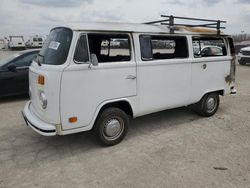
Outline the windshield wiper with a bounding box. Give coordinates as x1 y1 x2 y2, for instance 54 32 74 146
37 54 43 66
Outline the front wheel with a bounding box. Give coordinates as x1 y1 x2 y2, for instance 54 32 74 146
94 108 129 146
194 92 220 117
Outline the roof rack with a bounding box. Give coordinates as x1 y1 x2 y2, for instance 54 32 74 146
144 15 226 35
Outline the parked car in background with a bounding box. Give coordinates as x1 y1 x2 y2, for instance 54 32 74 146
0 49 40 98
193 45 224 57
26 36 44 48
238 46 250 65
0 39 5 49
3 37 9 49
8 36 26 50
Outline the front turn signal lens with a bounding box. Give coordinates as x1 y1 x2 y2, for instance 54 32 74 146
38 75 45 85
69 117 78 123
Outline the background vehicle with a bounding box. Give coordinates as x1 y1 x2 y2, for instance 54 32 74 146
194 46 223 57
0 49 40 97
23 16 236 146
238 46 250 65
3 37 9 49
8 36 26 50
26 36 44 48
0 39 5 49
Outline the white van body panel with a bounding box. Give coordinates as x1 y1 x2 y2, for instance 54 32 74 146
190 57 231 102
29 63 63 124
60 63 137 130
136 59 192 116
58 97 136 135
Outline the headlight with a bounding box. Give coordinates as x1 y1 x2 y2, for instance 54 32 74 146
39 90 47 109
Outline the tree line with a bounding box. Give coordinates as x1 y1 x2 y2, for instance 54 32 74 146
232 34 250 43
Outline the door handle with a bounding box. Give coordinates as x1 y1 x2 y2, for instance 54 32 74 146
126 75 136 80
203 64 207 69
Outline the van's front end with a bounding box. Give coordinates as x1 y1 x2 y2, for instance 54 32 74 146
22 27 74 136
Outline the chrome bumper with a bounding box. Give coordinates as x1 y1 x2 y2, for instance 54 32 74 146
22 101 56 136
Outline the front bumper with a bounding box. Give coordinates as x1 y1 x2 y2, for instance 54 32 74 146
238 55 250 63
22 101 57 136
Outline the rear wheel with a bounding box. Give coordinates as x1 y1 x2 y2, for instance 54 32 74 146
94 107 129 146
194 92 220 117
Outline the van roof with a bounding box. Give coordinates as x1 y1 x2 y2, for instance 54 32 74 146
62 22 229 36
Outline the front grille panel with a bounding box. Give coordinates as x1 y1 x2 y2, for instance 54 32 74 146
242 51 250 56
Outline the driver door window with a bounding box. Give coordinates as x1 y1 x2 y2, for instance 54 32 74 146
14 53 37 67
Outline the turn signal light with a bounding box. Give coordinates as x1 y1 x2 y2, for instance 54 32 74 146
38 75 45 85
69 117 78 123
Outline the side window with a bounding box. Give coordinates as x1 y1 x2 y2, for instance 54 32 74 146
192 37 227 58
88 34 131 63
140 35 188 61
74 35 89 63
139 36 153 60
14 52 37 67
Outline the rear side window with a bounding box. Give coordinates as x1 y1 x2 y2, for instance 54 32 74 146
140 35 188 61
192 37 227 58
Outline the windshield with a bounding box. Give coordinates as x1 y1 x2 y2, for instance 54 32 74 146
0 54 20 67
36 27 73 65
33 38 43 42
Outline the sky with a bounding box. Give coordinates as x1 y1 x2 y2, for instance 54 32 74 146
0 0 249 39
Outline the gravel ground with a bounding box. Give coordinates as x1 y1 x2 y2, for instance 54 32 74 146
0 50 249 188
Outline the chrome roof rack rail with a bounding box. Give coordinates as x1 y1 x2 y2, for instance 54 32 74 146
144 15 226 35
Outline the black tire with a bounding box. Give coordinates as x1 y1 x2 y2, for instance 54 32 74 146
94 107 129 146
194 92 220 117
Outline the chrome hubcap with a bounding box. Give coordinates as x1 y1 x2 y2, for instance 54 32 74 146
207 97 216 112
103 118 124 140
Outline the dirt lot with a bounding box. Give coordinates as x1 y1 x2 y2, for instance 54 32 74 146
0 50 249 188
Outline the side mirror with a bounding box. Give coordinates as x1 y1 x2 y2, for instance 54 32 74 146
90 54 99 66
7 64 17 72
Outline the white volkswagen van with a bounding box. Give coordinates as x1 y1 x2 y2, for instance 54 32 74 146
9 36 26 50
26 36 44 48
22 16 236 146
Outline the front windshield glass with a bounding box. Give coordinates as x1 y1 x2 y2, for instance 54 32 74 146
0 54 20 67
37 27 73 65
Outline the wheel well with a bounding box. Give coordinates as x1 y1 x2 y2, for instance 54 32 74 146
199 90 224 102
216 90 224 96
99 101 133 117
204 90 224 97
